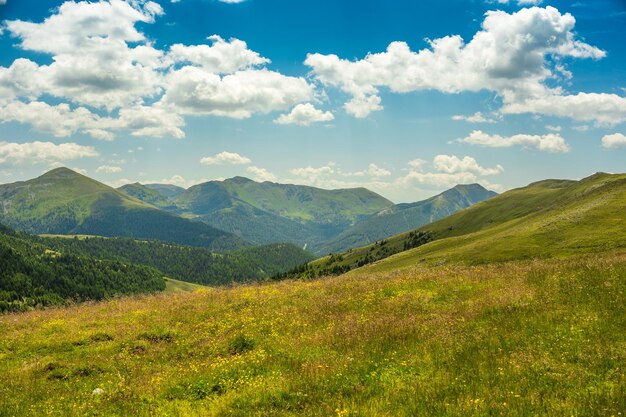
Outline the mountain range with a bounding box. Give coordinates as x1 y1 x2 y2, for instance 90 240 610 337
0 168 246 251
0 167 496 256
119 176 495 254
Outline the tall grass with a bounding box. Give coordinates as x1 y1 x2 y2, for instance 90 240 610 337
1 252 625 416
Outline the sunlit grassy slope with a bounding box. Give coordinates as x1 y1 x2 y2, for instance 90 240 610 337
0 252 624 416
164 278 206 293
305 172 626 275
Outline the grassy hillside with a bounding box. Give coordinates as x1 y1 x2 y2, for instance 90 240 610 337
175 177 393 225
118 183 180 212
37 236 315 286
0 225 165 312
318 184 496 255
164 278 206 293
302 173 626 276
144 184 185 199
0 168 247 251
0 251 623 415
169 177 394 250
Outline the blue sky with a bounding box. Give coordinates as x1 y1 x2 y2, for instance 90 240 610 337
0 0 625 202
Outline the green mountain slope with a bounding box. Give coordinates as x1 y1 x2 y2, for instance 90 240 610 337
169 177 394 250
175 176 393 224
144 183 185 198
118 183 180 212
0 168 247 251
318 184 496 254
37 236 315 286
0 224 165 312
373 172 626 270
298 173 626 276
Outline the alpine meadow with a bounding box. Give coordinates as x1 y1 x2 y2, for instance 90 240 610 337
0 0 625 416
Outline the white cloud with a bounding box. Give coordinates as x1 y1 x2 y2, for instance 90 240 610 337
398 155 503 190
3 0 165 110
501 92 626 127
305 7 618 124
344 163 392 178
274 103 334 126
408 159 427 169
0 0 316 139
545 125 561 132
0 141 98 165
290 165 335 178
96 165 123 174
0 101 113 139
200 151 252 165
432 154 503 176
452 112 497 124
0 101 184 140
118 105 185 139
246 166 277 182
0 0 7 5
490 0 543 5
459 130 570 153
365 163 391 178
169 35 269 73
601 133 626 149
161 67 313 119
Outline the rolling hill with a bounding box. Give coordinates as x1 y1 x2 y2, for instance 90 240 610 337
0 168 247 251
317 183 496 254
298 172 626 276
0 223 165 312
37 235 315 286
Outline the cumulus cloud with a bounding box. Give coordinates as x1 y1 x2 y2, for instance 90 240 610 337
274 103 334 126
432 155 504 176
601 133 626 149
3 0 165 110
96 165 123 174
305 7 620 125
246 166 277 182
161 67 313 119
290 165 334 178
0 0 315 139
501 92 626 127
452 112 497 124
459 130 570 153
399 155 503 189
343 163 392 178
0 141 98 165
168 35 269 73
200 151 252 165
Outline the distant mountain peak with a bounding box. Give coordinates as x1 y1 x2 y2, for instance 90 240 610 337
226 176 254 184
39 167 82 179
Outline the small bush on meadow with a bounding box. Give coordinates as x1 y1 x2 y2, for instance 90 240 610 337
228 334 255 355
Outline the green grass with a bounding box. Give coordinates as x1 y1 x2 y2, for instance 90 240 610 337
0 252 624 416
164 278 206 293
307 172 626 276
